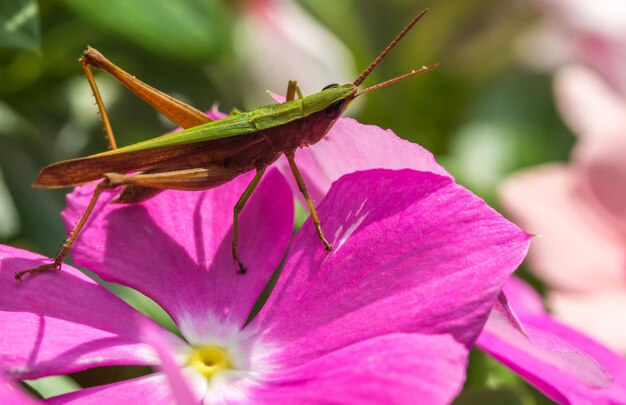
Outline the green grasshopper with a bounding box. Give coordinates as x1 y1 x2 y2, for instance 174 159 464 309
16 9 436 280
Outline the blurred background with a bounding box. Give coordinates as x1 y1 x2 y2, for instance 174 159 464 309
0 0 586 403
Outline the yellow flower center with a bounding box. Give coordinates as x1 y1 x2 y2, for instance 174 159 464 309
187 346 232 379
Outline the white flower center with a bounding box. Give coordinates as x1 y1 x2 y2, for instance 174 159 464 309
176 312 278 403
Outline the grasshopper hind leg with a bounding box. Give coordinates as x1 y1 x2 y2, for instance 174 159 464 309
15 179 113 280
81 55 118 150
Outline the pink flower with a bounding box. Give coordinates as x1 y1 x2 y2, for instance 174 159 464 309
519 0 626 93
478 277 626 404
264 111 626 403
500 66 626 353
233 0 356 104
0 119 529 403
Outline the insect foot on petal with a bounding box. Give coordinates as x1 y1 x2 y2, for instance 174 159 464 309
14 262 61 281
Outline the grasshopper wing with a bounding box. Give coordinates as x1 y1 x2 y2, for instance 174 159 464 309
34 114 262 188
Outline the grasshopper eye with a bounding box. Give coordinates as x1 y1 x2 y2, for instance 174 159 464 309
326 99 347 119
322 83 339 90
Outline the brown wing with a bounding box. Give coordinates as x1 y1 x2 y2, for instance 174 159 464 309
34 134 265 189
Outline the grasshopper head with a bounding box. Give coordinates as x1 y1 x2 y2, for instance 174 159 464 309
302 83 357 145
305 83 357 117
303 9 436 146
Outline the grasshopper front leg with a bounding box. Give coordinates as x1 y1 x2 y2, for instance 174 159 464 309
283 80 332 252
232 168 267 274
284 149 333 252
69 167 263 274
15 179 114 280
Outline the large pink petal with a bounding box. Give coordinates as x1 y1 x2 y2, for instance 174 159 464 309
252 333 467 405
64 168 293 340
252 169 529 367
499 164 625 291
45 374 175 405
478 278 626 405
0 246 160 380
276 117 451 204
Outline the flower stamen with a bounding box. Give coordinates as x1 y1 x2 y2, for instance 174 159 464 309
187 346 232 380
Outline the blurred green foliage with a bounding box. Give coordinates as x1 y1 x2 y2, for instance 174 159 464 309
0 0 40 50
0 0 569 401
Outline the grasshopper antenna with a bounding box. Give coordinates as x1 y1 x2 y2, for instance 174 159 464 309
355 63 439 96
353 8 429 87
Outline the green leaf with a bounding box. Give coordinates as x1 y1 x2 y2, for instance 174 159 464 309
23 375 80 399
453 388 525 405
60 0 232 61
0 0 40 50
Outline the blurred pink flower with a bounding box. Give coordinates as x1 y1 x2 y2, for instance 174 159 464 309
0 118 529 403
500 65 626 353
519 0 626 93
234 0 356 103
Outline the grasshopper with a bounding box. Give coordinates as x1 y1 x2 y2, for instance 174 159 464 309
16 9 436 280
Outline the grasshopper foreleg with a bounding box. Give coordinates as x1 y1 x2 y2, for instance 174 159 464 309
284 150 333 252
232 167 267 274
286 80 304 101
15 179 114 280
283 81 332 252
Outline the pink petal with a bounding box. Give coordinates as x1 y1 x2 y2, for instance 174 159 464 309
45 374 176 405
64 168 293 339
496 277 546 318
522 4 626 92
276 117 451 204
555 68 626 236
206 107 227 121
0 375 37 404
549 289 626 354
252 169 529 367
252 333 467 405
499 164 625 291
533 0 626 42
0 245 159 380
554 66 626 141
575 136 626 236
478 278 626 404
139 320 199 405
